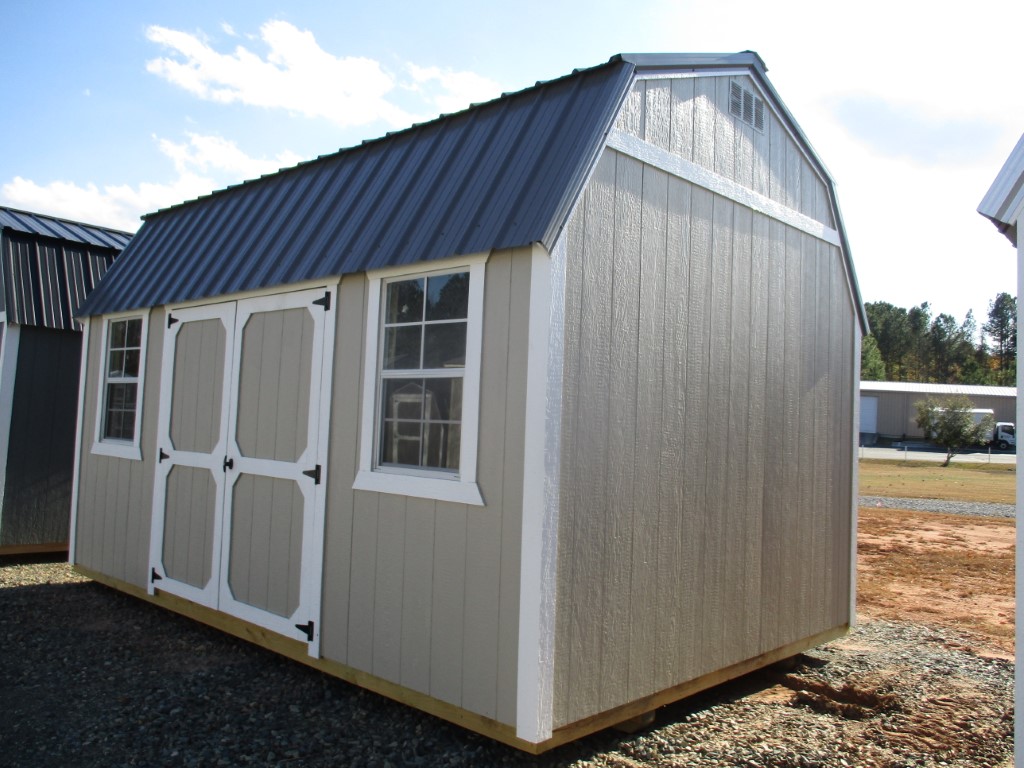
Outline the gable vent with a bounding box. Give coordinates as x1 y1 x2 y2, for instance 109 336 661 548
730 81 765 132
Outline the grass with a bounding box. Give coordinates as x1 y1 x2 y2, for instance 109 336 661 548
858 459 1015 504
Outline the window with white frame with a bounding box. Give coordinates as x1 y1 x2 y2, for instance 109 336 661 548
355 259 485 505
92 314 147 459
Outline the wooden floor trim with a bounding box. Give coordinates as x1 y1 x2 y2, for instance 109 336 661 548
74 565 848 754
0 541 68 557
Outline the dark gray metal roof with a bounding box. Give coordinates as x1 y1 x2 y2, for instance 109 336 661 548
0 207 132 251
1 208 128 330
79 58 638 317
77 51 864 337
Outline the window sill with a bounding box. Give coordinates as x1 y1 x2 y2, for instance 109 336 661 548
91 440 143 461
353 469 484 506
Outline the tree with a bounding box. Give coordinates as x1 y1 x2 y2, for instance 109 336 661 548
860 334 885 380
983 292 1017 385
914 395 994 467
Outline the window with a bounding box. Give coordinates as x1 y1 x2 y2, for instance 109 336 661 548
92 314 147 460
355 258 485 505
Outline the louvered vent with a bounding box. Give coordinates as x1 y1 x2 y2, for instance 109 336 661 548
729 81 765 132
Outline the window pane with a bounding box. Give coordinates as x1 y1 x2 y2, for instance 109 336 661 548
422 377 459 421
125 318 142 347
423 322 466 369
385 279 424 324
382 326 422 370
381 419 423 466
110 320 127 348
424 423 460 470
104 409 123 440
108 351 125 378
425 272 469 320
383 379 423 421
123 349 141 377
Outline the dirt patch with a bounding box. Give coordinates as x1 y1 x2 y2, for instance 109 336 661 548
858 506 1015 657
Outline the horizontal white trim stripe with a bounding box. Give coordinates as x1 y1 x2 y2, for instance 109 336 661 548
607 130 842 247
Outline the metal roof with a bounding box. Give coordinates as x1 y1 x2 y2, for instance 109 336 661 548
79 57 637 317
0 209 128 330
860 381 1017 398
978 132 1024 246
78 51 865 333
0 207 132 251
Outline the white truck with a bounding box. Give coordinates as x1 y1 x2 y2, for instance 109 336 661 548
965 409 1016 450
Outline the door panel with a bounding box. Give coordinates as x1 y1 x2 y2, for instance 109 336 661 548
162 465 217 589
150 287 335 654
149 302 236 609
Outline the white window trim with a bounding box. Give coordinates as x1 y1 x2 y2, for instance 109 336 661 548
91 310 149 461
354 256 486 506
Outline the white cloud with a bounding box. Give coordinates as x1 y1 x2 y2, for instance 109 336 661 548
145 20 503 129
158 133 302 179
1 133 302 233
146 20 414 128
221 22 237 37
406 64 503 115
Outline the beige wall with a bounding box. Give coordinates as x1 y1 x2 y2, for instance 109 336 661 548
613 75 835 230
318 249 530 727
74 250 531 727
74 310 164 589
552 121 856 724
869 391 1015 439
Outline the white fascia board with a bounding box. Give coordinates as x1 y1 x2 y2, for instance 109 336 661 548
68 318 92 564
516 241 564 743
607 130 842 247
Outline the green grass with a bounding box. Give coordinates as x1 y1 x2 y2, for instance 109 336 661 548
858 459 1015 505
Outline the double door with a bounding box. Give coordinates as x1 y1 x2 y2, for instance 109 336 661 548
148 287 335 655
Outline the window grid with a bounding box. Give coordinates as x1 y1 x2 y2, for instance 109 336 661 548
103 318 142 441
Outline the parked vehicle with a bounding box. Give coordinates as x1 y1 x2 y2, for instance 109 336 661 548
990 422 1016 450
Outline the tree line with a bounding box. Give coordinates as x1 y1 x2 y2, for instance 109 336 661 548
862 292 1017 386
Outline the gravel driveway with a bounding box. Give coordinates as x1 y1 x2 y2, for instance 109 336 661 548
0 558 1012 768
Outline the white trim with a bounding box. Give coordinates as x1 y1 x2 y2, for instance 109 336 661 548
0 322 20 517
68 319 92 565
354 254 487 506
516 242 564 742
634 66 748 82
90 310 150 460
850 325 862 626
607 130 842 247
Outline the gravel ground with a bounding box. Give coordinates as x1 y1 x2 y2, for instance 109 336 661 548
859 495 1015 519
0 557 1013 768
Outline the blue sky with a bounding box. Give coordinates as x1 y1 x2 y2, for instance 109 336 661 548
3 0 1022 334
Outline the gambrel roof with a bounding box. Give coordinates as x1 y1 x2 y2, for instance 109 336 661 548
0 207 131 330
79 52 864 329
979 132 1024 247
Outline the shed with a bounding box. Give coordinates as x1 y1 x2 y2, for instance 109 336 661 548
0 208 129 555
70 52 866 751
978 130 1024 768
859 380 1017 441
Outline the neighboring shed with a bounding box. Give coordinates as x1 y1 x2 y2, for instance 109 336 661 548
0 207 130 555
859 380 1017 440
978 130 1024 768
70 52 866 751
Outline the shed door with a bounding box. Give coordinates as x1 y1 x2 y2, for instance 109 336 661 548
860 395 878 434
149 287 335 655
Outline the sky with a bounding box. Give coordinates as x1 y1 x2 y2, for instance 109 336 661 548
2 0 1022 337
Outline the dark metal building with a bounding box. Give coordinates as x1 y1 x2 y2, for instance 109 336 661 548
0 207 131 553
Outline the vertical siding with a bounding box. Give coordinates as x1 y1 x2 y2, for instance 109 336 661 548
75 310 163 588
553 146 856 727
1 326 81 547
615 76 835 229
320 249 528 726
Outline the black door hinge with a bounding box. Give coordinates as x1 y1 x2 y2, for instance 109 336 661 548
312 292 331 311
167 314 179 328
159 448 169 463
223 456 234 472
301 465 321 484
295 620 314 642
151 568 163 584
